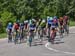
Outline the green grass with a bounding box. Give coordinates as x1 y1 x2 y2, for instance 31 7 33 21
70 21 75 26
0 33 7 39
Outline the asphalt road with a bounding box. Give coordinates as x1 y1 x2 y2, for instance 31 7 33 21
0 27 75 56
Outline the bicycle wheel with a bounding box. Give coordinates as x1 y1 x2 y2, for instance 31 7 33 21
29 37 32 47
14 30 19 44
50 32 56 44
8 31 12 43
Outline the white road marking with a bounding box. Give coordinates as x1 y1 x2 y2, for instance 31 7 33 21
45 42 75 55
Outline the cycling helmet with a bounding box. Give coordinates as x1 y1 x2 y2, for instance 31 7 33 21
8 22 12 25
24 20 28 23
47 16 50 19
32 19 36 22
54 16 57 19
59 17 63 20
42 19 45 23
50 17 53 20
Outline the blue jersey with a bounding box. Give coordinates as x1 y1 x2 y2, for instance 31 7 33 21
47 17 53 25
7 25 13 30
30 24 36 30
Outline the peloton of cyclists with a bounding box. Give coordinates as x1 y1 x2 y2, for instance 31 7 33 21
6 15 69 45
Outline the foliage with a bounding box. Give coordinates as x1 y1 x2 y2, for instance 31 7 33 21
0 0 75 33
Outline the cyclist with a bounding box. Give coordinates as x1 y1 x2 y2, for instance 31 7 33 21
19 22 24 43
47 16 54 42
13 22 20 44
50 21 57 44
58 17 64 38
36 19 41 38
53 16 59 28
39 19 46 42
63 15 69 34
6 22 13 42
24 20 29 39
28 19 36 46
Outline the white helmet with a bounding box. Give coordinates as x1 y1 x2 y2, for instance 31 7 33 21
24 20 28 23
47 16 50 19
42 20 45 23
8 22 12 25
32 18 36 22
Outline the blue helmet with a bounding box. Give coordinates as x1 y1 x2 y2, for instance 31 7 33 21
47 17 53 24
53 16 57 19
7 22 13 29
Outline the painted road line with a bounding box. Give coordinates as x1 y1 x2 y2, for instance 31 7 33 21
45 42 75 55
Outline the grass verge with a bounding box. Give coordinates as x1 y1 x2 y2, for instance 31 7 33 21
0 33 7 39
70 21 75 26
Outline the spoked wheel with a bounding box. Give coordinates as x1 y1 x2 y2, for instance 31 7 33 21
8 31 12 43
59 26 64 38
28 37 32 47
14 30 19 44
50 32 56 44
65 25 69 35
28 31 35 47
39 29 43 43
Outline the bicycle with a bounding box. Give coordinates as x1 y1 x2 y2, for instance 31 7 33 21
50 28 56 44
59 26 64 38
14 29 20 44
64 23 69 35
28 30 35 47
8 29 12 43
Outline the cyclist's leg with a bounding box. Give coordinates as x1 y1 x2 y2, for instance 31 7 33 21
28 30 33 46
60 26 64 38
48 26 51 42
14 29 18 44
8 29 12 42
40 28 43 43
7 31 10 43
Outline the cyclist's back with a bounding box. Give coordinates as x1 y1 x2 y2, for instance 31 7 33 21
14 23 19 30
47 17 53 28
63 16 69 25
20 22 24 30
24 20 28 30
7 22 13 32
53 16 58 28
29 20 36 32
39 20 46 29
59 17 64 26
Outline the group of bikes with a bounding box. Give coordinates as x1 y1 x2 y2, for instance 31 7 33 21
6 16 69 46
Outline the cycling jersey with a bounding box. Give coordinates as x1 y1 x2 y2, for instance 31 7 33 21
24 23 28 29
7 24 13 30
39 22 46 28
47 19 53 24
29 23 36 31
20 23 24 29
51 22 56 28
47 17 53 28
59 17 64 26
14 23 19 30
63 16 69 25
53 19 58 27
